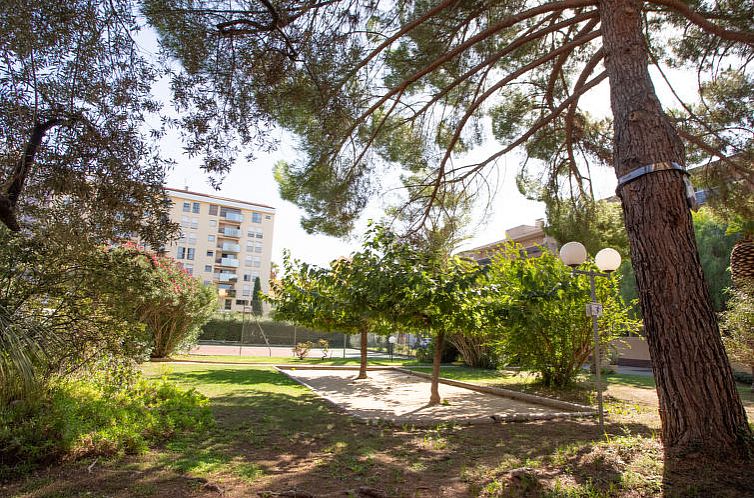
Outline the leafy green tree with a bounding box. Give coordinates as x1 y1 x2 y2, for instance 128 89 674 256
720 285 754 392
485 246 639 387
693 209 741 311
0 1 177 246
146 0 754 452
269 250 382 378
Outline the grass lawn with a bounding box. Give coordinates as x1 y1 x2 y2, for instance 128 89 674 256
4 363 753 497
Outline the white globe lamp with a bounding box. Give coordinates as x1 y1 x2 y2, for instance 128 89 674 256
595 248 622 273
559 241 588 267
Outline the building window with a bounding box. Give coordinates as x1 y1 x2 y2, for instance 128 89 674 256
178 233 186 243
242 285 251 296
209 204 218 215
265 215 271 220
188 234 197 245
243 273 251 282
185 265 193 276
255 242 263 253
236 299 248 306
192 202 200 213
224 299 232 310
209 219 217 228
245 242 253 252
206 250 214 257
187 248 195 260
181 215 190 227
176 247 185 259
190 218 199 229
204 265 212 272
247 227 263 238
252 271 260 280
252 256 261 268
244 257 253 267
251 212 262 224
208 235 215 242
182 202 190 212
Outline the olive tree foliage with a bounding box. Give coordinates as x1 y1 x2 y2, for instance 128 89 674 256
484 245 640 387
0 1 176 246
0 229 151 403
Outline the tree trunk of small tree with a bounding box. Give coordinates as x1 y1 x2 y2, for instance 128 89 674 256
599 0 750 454
429 330 444 405
357 326 368 379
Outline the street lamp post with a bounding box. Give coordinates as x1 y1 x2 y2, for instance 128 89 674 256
559 242 622 434
388 335 397 361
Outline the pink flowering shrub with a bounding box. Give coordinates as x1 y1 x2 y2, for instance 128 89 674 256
106 243 216 358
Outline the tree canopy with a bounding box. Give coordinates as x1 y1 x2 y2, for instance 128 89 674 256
144 0 752 234
1 1 176 246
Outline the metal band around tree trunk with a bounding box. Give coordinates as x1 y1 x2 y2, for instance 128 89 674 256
615 161 699 211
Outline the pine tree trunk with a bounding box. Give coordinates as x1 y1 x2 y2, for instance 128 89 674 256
429 330 444 405
599 0 750 454
357 326 368 379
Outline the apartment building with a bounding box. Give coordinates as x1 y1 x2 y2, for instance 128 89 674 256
458 219 558 265
165 187 275 313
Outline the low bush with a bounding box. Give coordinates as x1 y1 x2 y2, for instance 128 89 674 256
0 375 212 481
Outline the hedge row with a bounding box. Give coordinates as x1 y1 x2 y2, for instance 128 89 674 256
199 317 351 346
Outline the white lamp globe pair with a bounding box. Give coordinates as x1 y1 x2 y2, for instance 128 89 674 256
559 241 622 273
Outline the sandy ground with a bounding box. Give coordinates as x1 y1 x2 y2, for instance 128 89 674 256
281 368 575 425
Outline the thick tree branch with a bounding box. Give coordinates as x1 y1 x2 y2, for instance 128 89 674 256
564 48 605 184
647 0 754 44
545 16 601 108
410 10 598 121
338 0 599 157
450 70 608 181
437 29 602 178
0 118 62 231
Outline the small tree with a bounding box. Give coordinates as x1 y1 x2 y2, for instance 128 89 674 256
721 285 754 392
485 246 639 388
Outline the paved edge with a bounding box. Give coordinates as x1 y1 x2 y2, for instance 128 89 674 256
395 368 595 413
275 366 596 427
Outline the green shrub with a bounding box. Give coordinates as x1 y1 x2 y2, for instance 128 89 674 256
0 375 212 480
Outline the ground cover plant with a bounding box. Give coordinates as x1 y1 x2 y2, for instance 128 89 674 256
4 363 752 498
0 373 212 481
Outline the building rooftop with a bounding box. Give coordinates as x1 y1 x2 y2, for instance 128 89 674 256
166 187 276 211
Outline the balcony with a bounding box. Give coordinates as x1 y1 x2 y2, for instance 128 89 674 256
223 212 243 223
221 242 241 252
218 226 241 238
217 257 240 268
217 272 237 282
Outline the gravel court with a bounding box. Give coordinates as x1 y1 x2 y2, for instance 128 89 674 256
280 368 588 425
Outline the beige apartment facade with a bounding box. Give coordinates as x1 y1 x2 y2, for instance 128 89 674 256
165 187 275 313
458 219 559 264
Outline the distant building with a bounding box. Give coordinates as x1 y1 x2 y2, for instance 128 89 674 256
165 187 275 313
458 219 558 265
